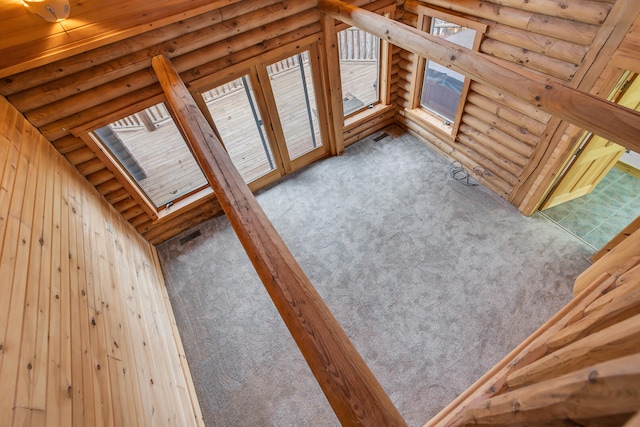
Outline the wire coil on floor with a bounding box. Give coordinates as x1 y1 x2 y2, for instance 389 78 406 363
449 161 478 186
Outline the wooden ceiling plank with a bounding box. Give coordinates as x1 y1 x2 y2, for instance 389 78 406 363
0 0 244 79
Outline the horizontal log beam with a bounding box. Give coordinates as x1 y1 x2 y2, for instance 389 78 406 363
462 353 640 424
151 54 406 427
318 0 640 154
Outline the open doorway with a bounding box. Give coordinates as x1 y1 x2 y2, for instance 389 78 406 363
540 162 640 249
539 73 640 249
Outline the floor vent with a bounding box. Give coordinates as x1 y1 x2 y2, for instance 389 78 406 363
373 132 388 142
179 230 202 246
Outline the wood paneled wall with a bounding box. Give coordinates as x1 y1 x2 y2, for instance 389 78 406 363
427 227 640 426
395 0 635 206
0 95 202 426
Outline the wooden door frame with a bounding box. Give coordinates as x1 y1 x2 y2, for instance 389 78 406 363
538 71 637 210
255 41 331 174
188 35 330 183
189 63 285 191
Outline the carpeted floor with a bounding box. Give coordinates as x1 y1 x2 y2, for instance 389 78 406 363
157 126 594 427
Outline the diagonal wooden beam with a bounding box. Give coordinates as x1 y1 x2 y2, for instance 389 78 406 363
151 54 407 427
318 0 640 154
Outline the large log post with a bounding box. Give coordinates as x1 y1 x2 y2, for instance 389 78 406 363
150 54 407 427
318 0 640 154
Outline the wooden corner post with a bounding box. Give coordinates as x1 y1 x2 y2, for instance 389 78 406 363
150 54 407 427
321 14 346 156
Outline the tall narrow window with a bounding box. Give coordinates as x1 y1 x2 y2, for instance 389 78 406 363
421 20 475 123
267 51 323 161
93 102 208 208
338 27 380 116
413 8 485 134
202 76 276 183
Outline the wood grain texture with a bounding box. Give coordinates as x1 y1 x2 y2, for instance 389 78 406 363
320 0 640 154
152 53 407 427
0 95 203 426
506 313 640 389
575 230 640 297
593 216 640 263
462 353 640 424
413 0 599 45
424 228 640 427
0 0 245 79
550 285 640 349
510 0 640 213
2 0 333 245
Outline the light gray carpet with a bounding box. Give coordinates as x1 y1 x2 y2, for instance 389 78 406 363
157 126 594 427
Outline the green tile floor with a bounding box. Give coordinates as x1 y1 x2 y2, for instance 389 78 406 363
540 167 640 250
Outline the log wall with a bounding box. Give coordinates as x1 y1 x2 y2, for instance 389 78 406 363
0 0 321 245
427 227 640 426
514 7 640 214
0 95 203 426
0 0 401 245
396 0 635 204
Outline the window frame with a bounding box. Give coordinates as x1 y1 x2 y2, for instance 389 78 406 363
256 42 331 173
191 65 285 192
334 8 394 126
335 25 382 118
71 96 213 223
410 6 487 138
189 37 331 183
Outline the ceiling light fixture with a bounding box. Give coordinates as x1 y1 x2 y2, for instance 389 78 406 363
23 0 70 23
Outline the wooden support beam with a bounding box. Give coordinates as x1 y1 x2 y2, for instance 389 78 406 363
574 229 640 296
320 14 346 156
150 54 406 427
317 0 640 154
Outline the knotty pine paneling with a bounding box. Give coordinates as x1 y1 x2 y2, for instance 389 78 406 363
0 95 203 426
